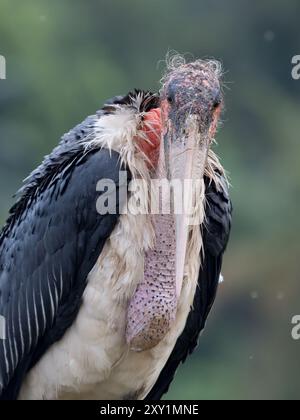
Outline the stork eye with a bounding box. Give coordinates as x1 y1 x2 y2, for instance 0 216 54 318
167 93 175 104
213 99 221 110
212 93 222 109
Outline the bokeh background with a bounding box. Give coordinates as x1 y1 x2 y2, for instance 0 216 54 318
1 0 300 400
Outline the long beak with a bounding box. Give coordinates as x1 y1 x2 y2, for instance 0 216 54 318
166 116 209 298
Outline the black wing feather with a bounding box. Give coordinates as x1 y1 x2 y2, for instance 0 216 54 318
145 174 232 400
0 147 129 400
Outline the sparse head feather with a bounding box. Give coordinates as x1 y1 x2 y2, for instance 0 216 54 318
159 54 223 136
161 53 223 86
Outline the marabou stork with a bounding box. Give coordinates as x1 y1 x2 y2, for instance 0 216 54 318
0 58 232 400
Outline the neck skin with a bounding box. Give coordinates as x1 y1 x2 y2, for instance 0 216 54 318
126 129 178 352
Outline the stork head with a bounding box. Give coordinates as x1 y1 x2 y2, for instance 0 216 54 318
159 59 223 297
160 59 223 176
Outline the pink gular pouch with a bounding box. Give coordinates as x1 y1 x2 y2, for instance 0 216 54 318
126 107 178 352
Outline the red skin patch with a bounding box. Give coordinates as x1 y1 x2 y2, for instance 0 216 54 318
209 104 222 138
137 108 162 168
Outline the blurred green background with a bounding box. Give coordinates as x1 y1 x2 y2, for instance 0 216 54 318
1 0 300 400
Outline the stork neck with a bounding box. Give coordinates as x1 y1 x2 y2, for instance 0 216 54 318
125 138 178 352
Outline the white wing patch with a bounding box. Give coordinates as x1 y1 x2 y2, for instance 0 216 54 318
38 275 46 334
17 298 25 358
47 273 55 323
25 286 32 350
32 287 39 347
